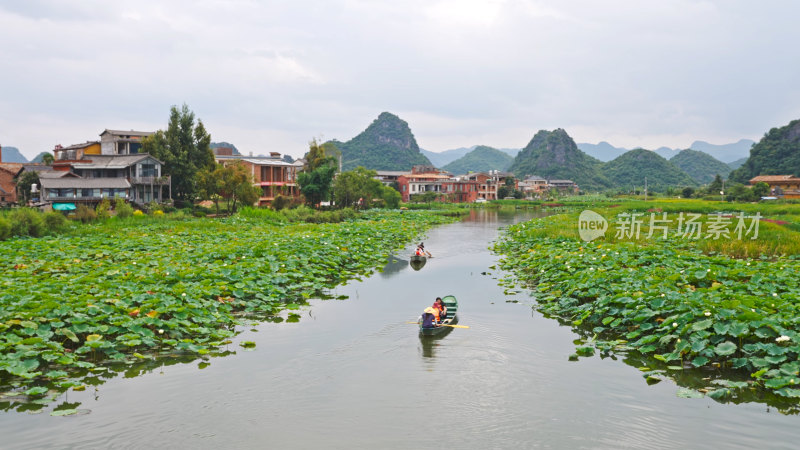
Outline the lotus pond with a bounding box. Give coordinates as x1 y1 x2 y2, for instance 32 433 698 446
493 203 800 413
0 209 457 413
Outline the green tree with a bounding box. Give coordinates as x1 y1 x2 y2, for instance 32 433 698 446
197 162 261 214
142 104 214 205
381 184 401 208
298 139 337 207
15 171 40 204
752 181 770 198
333 167 384 209
497 186 510 199
41 153 54 165
708 174 724 193
681 186 695 198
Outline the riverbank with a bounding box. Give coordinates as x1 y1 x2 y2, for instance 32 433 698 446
0 209 457 412
493 200 800 412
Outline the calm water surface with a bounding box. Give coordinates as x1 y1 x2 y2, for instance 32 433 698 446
2 210 799 449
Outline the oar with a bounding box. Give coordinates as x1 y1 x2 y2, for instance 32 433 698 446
406 321 469 329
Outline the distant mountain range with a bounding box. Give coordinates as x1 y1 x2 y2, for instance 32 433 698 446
0 146 28 163
603 148 697 191
441 145 514 174
421 146 518 167
576 139 754 163
669 149 732 184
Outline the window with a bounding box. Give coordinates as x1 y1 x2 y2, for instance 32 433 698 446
140 163 157 177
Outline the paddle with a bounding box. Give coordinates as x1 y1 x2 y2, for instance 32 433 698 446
406 321 469 329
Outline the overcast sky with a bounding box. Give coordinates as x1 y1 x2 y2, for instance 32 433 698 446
1 0 799 161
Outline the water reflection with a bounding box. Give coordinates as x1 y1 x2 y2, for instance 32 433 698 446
418 331 453 358
379 255 408 277
0 349 233 415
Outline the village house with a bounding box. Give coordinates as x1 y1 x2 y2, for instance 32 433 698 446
374 170 406 187
463 170 517 200
518 175 549 198
214 151 303 206
547 179 579 194
42 153 170 206
396 165 479 203
37 129 171 208
0 145 24 205
749 175 800 199
100 129 153 155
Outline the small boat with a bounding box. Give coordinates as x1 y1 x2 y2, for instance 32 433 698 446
419 295 458 336
409 254 427 271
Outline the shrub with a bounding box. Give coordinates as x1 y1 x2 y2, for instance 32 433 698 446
133 210 145 216
115 198 134 218
95 199 111 219
75 204 97 223
9 208 45 237
271 195 291 211
43 211 68 234
153 210 164 217
0 216 10 240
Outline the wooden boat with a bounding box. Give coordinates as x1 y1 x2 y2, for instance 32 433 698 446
419 295 458 336
409 254 426 271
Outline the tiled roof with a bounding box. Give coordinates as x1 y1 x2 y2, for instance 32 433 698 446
38 170 72 179
100 129 153 137
405 174 452 180
0 163 24 175
59 141 100 150
750 175 800 183
71 154 161 169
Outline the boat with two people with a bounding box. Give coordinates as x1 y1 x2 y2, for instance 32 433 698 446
418 295 459 336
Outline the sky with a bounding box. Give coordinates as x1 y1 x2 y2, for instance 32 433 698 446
1 0 799 161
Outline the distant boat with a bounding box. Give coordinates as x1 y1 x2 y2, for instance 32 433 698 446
409 255 426 271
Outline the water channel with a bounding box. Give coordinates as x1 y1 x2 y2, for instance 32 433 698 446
2 209 799 449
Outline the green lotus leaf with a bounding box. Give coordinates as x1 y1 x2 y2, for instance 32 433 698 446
774 388 800 398
50 409 78 416
676 388 704 398
713 322 731 335
727 321 749 337
706 388 731 400
714 341 737 356
692 319 713 331
692 356 710 367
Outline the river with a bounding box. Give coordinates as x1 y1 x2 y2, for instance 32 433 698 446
1 209 798 449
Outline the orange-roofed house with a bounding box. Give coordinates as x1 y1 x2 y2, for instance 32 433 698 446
749 175 800 199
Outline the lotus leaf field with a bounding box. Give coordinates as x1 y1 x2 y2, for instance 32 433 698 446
493 206 800 412
0 210 456 411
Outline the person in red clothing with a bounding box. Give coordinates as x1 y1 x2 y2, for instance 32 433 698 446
433 297 446 323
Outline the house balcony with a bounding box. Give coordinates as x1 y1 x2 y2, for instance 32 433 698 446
131 176 171 186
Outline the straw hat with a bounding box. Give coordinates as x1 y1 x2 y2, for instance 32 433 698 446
423 307 436 314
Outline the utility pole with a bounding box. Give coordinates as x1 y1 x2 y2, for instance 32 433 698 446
644 177 648 201
721 178 725 202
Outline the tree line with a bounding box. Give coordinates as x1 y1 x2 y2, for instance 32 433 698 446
140 104 401 213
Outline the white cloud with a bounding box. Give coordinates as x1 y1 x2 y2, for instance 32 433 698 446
1 0 799 161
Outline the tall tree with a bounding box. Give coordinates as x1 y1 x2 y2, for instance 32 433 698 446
333 167 384 209
142 104 214 204
298 139 337 207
